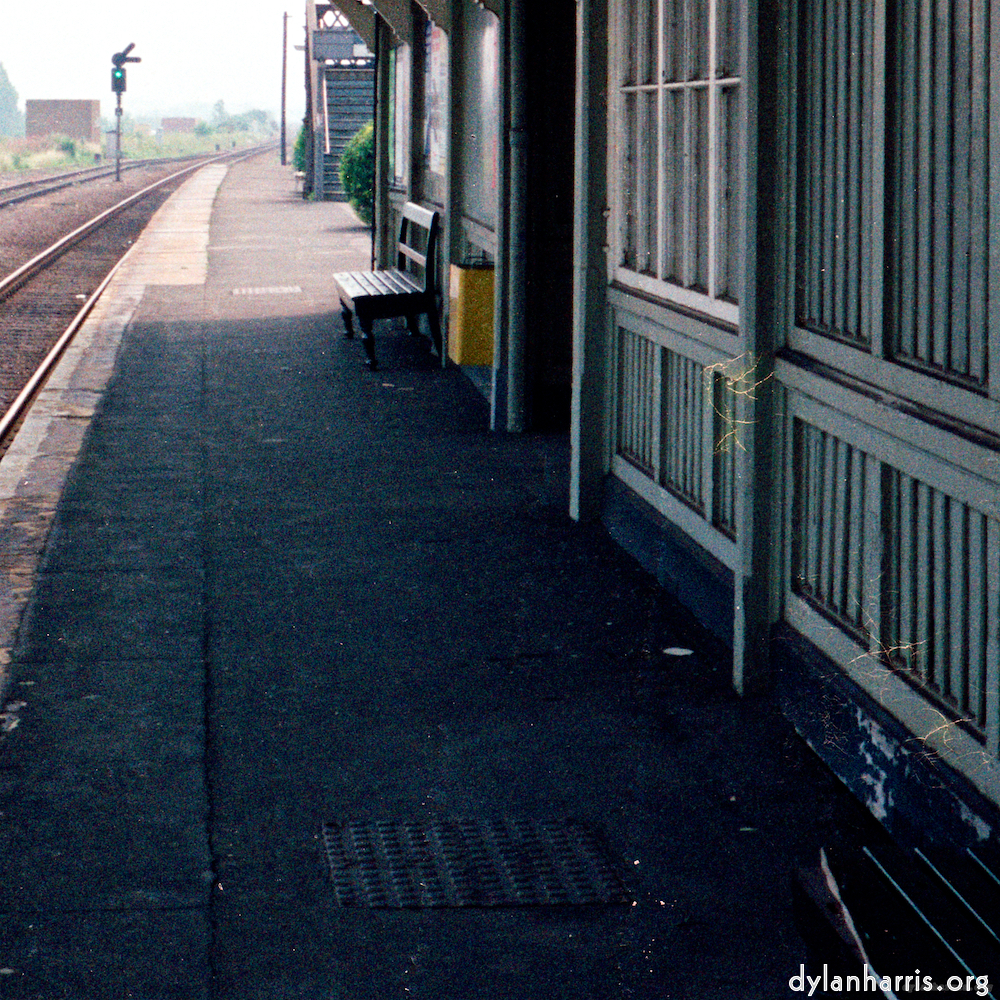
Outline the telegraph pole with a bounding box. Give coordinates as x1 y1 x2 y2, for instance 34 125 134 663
111 43 141 181
281 13 289 165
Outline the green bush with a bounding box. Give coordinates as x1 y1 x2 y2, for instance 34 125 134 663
292 124 307 173
339 121 374 225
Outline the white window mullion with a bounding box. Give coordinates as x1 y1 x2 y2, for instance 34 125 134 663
657 0 666 281
682 1 695 287
707 0 718 300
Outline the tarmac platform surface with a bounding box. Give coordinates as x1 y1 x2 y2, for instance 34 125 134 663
0 152 871 998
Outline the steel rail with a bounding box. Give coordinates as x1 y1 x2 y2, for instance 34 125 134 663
0 145 274 210
0 244 134 445
0 162 115 198
0 155 219 302
0 156 207 210
0 142 279 448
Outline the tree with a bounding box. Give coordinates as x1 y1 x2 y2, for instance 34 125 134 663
0 62 24 137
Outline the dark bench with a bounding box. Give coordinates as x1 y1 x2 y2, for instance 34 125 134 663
795 837 1000 994
333 202 442 371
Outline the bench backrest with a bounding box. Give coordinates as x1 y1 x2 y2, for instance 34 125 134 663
397 202 440 296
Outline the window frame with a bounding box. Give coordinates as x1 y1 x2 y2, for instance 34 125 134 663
608 0 742 328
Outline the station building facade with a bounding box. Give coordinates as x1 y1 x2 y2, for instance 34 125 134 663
326 0 1000 858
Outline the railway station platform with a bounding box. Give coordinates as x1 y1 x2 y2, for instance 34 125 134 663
0 151 873 998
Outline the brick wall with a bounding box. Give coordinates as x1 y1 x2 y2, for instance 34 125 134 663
25 100 101 143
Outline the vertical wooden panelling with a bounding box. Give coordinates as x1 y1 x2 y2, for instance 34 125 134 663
913 481 932 682
885 0 991 387
661 348 705 511
832 0 848 336
805 0 822 324
948 501 967 708
791 420 869 637
967 513 986 726
610 315 737 553
784 2 998 781
881 467 996 736
950 0 971 376
845 444 865 626
820 2 837 328
931 0 952 371
804 422 822 596
893 0 918 359
845 0 863 340
986 522 1000 755
915 0 934 366
897 473 915 670
969 1 989 385
794 0 869 344
617 327 658 475
931 489 948 691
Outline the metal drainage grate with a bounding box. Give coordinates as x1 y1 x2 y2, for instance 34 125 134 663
321 816 631 909
231 285 303 296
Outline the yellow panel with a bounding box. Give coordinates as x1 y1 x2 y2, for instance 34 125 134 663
448 264 494 366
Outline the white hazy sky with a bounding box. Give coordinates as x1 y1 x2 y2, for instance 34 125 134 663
1 1 307 123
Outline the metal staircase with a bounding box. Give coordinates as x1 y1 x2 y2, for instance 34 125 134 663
322 66 373 201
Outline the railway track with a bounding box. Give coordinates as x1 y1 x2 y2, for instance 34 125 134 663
0 156 186 209
0 145 274 455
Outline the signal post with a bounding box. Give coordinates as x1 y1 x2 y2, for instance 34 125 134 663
111 43 141 181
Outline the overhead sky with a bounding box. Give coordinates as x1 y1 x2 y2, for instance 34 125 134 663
1 0 307 123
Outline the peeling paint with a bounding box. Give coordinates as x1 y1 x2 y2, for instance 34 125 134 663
856 709 903 763
860 765 890 821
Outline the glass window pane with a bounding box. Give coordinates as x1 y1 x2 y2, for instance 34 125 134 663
662 88 684 282
690 0 710 81
662 0 683 83
715 0 738 77
719 82 741 303
693 85 709 292
622 91 639 270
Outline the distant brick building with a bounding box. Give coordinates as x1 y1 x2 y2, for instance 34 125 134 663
161 117 198 134
25 100 100 143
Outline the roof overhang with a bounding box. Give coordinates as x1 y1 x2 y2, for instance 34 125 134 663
333 0 502 45
371 0 413 41
414 0 451 31
329 0 378 49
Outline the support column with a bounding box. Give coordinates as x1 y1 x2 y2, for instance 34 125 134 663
490 2 511 431
373 15 392 268
444 0 466 364
570 0 610 521
505 0 528 432
732 0 780 695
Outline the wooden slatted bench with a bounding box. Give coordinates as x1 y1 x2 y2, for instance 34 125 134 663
795 837 1000 995
333 202 442 371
